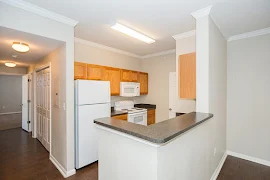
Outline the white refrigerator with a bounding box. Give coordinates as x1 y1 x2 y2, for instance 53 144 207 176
75 80 111 169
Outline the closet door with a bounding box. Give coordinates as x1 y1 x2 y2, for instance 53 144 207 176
36 68 50 152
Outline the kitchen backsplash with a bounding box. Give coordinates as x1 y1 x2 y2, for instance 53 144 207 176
111 96 147 107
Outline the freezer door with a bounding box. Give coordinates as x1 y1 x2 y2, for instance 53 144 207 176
75 103 110 169
75 80 110 105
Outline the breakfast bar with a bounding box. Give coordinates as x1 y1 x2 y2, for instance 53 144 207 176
94 112 213 180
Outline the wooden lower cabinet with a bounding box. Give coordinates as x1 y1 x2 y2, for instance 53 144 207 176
74 62 87 79
103 67 121 96
112 114 127 121
147 109 155 125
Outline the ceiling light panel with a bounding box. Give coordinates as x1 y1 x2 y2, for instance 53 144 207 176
12 42 30 52
111 23 155 44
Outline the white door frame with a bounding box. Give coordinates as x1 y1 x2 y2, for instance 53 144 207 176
28 73 32 132
169 72 176 118
33 62 52 154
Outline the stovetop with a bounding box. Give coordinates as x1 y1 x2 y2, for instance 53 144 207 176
120 107 147 114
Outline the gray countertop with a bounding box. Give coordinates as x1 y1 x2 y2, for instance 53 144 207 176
94 112 213 144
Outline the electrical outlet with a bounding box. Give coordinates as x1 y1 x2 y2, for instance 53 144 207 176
214 148 217 156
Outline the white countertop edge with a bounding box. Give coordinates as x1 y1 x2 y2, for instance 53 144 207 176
95 124 162 148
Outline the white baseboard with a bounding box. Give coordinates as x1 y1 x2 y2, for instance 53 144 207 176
49 155 76 178
0 111 22 115
227 150 270 167
210 151 227 180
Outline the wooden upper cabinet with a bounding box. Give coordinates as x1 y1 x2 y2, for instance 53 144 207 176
87 64 103 80
121 70 138 82
74 62 87 79
179 52 196 99
139 72 148 95
103 67 121 96
130 71 138 82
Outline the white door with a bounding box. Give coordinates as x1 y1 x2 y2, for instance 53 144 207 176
22 75 29 131
28 73 32 132
169 72 176 119
36 67 51 151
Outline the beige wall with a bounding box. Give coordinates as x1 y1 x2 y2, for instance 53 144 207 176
141 53 176 123
0 75 22 113
227 34 270 162
0 66 27 75
175 36 196 113
30 45 67 168
75 42 141 71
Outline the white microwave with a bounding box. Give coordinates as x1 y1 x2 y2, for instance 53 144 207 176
120 82 140 97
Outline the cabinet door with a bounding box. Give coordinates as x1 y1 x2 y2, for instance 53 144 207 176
74 62 87 79
103 67 121 96
121 69 131 82
112 114 127 121
87 64 103 80
179 52 196 99
139 72 148 95
130 71 138 82
147 109 155 125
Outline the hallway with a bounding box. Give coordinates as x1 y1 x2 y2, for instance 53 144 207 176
0 128 98 180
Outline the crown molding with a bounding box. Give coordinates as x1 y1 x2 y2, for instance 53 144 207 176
191 5 212 19
75 38 141 59
1 0 78 27
141 49 176 59
227 27 270 42
172 30 196 40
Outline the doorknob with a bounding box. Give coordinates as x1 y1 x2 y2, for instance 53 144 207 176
169 108 172 111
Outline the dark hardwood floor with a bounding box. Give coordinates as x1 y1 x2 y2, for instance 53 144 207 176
0 128 98 180
1 128 270 180
217 155 270 180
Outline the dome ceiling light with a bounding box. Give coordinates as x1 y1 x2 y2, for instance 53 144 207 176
5 62 17 68
12 42 30 52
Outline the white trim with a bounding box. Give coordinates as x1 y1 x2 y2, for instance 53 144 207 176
1 0 78 27
191 5 212 19
96 124 162 148
172 30 196 40
227 150 270 167
75 37 141 59
50 155 76 178
0 72 25 76
210 151 227 180
0 111 22 115
141 49 176 59
227 27 270 41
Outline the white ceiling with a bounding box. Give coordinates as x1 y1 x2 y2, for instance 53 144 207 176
0 26 64 67
23 0 270 56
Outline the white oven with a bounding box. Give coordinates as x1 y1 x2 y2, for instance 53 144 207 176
128 111 147 126
120 82 140 97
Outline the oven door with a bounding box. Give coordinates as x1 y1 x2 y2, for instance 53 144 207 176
128 112 147 126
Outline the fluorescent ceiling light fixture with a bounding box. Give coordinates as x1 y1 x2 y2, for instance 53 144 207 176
111 23 155 44
5 62 16 67
12 42 30 52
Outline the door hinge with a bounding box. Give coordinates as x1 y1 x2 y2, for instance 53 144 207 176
27 121 30 124
28 79 31 82
27 100 31 103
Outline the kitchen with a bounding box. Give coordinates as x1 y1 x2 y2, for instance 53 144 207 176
74 31 197 171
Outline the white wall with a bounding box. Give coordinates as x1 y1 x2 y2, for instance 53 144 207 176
175 36 196 113
0 2 75 174
194 14 227 179
227 34 270 162
141 53 176 122
0 75 22 113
